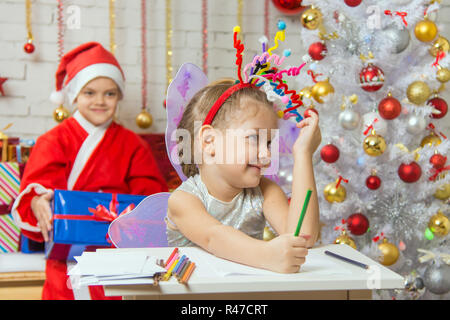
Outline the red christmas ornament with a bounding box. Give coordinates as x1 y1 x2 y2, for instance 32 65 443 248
347 213 369 236
271 0 305 15
0 77 7 96
378 94 402 120
430 153 447 169
366 174 381 190
23 42 35 54
308 42 327 61
427 97 448 119
359 64 384 92
320 144 340 163
344 0 362 7
304 108 318 118
398 162 422 183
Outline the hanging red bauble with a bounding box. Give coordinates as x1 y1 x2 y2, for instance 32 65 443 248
271 0 305 15
308 42 327 61
304 108 318 118
398 162 422 183
359 63 384 92
344 0 362 7
430 153 447 169
427 96 448 119
347 213 369 236
24 42 35 54
320 144 340 163
366 174 381 190
378 94 402 120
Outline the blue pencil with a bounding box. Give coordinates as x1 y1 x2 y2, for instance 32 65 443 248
173 255 187 274
325 250 369 269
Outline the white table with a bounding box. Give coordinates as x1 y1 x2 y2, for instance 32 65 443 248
102 244 404 300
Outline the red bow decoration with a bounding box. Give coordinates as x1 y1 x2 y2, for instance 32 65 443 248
88 194 135 222
432 51 446 68
336 176 349 188
429 165 450 181
384 10 408 27
364 118 379 135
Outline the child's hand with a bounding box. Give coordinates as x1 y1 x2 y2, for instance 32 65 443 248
262 234 309 273
30 191 54 242
293 111 321 158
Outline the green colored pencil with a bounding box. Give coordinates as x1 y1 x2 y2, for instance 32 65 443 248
294 189 312 237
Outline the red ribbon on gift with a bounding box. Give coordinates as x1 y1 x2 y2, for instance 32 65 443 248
53 194 135 222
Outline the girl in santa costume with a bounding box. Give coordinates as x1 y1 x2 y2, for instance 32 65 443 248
12 42 168 300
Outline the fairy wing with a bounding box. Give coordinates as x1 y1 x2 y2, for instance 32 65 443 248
108 192 171 248
165 63 209 182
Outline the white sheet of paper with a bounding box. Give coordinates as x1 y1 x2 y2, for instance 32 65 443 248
72 251 149 276
179 247 352 277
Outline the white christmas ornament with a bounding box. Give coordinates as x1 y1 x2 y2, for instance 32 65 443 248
406 114 426 134
339 109 360 130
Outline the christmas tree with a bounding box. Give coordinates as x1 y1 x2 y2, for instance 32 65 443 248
276 0 449 299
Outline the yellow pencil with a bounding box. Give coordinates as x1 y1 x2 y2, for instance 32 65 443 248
163 258 179 281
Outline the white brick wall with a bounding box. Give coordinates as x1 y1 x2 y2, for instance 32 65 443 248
0 0 449 140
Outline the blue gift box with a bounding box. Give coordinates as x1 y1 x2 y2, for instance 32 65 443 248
45 189 146 261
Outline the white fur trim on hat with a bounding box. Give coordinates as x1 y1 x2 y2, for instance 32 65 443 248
65 63 125 105
49 90 65 105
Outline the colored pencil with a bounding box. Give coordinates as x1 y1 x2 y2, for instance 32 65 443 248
294 189 312 237
165 252 179 270
324 250 369 269
180 262 196 284
163 257 179 281
177 259 190 279
165 247 178 267
175 257 189 277
173 255 186 274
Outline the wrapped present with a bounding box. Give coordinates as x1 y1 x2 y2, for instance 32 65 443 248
46 189 146 261
0 162 21 207
8 144 34 163
0 213 20 253
20 234 44 253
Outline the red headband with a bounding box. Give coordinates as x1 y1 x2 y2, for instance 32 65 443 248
203 82 254 126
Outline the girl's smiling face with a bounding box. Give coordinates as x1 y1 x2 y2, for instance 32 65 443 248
75 77 121 126
213 99 279 188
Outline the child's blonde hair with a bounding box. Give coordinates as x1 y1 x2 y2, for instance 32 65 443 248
177 79 275 178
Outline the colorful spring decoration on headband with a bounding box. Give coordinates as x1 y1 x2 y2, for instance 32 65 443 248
230 20 312 122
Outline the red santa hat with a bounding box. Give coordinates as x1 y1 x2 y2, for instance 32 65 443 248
50 42 125 106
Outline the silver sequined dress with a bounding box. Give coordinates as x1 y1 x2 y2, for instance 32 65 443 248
166 174 266 247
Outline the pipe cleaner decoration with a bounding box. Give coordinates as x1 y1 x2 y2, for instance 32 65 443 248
232 20 311 122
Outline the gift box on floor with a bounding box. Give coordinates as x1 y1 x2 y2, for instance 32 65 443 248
0 213 20 253
46 189 146 261
0 162 21 208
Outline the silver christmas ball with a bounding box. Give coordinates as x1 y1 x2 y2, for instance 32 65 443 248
383 26 410 54
339 109 360 130
423 262 450 295
406 114 426 134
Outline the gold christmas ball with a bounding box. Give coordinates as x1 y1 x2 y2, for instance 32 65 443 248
414 19 438 42
420 132 442 148
434 183 450 201
300 86 313 99
363 133 387 157
436 67 450 83
428 211 450 237
311 79 334 103
334 230 356 250
406 81 431 105
378 238 400 266
263 226 277 241
53 105 70 123
429 36 450 57
136 110 153 129
300 7 323 30
324 179 346 203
